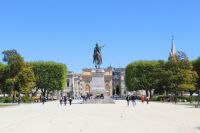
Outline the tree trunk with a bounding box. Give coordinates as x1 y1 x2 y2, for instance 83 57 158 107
189 91 193 97
32 88 39 97
47 91 50 100
181 92 183 96
146 90 149 97
12 94 15 103
12 91 16 103
189 91 193 104
41 88 46 97
149 90 152 99
43 91 46 98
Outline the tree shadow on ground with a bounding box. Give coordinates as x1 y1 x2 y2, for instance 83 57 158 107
183 106 196 108
196 127 200 130
180 104 200 108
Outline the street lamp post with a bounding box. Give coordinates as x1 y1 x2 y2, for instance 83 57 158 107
163 85 166 102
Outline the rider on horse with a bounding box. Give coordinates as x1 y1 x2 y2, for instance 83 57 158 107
93 43 105 69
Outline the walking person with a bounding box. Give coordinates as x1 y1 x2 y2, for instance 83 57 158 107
126 95 131 106
69 96 72 106
146 96 150 104
64 95 67 106
60 96 63 105
141 95 145 104
42 95 45 105
131 95 136 106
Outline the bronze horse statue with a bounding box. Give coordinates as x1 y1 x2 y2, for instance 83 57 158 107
93 43 105 69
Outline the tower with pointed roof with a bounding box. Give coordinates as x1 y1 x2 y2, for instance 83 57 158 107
169 36 177 59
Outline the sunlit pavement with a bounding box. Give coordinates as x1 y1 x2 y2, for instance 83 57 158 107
0 100 199 133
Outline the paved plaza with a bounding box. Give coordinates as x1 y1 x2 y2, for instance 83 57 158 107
0 101 200 133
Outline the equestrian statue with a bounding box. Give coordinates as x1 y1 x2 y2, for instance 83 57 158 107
93 43 105 69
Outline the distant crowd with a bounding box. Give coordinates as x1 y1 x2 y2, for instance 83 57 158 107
126 94 150 106
39 93 151 107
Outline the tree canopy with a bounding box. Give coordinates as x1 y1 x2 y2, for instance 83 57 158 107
167 52 198 94
125 51 198 99
0 49 68 103
0 50 36 98
29 61 67 97
125 61 159 97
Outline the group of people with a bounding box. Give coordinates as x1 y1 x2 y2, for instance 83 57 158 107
126 94 150 106
60 96 72 106
40 95 47 105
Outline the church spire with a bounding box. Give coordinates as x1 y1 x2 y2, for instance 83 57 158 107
170 35 176 58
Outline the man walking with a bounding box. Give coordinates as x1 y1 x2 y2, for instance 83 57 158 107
42 95 45 105
69 97 72 106
146 96 150 104
60 96 63 105
131 95 136 106
64 95 67 106
126 95 131 106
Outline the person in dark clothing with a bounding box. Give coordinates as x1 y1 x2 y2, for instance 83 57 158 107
146 96 150 104
42 96 45 105
64 96 67 106
131 95 136 106
60 96 63 105
126 95 131 106
69 97 72 106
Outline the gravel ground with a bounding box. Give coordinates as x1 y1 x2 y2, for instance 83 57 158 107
0 100 199 133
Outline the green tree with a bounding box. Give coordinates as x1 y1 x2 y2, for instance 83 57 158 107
178 59 198 94
2 49 20 62
0 63 8 95
125 61 159 98
1 50 36 103
166 51 198 102
0 51 22 101
125 52 197 101
0 63 6 82
153 60 171 95
17 64 35 96
192 57 200 89
30 61 67 98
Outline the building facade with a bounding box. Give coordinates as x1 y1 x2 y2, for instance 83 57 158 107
112 68 127 96
65 71 75 96
81 68 113 96
64 67 128 97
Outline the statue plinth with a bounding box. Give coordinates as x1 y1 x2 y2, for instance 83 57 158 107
91 69 105 96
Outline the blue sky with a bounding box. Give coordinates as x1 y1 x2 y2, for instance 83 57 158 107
0 0 200 72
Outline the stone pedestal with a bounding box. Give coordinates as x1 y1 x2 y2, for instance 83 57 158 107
91 69 105 96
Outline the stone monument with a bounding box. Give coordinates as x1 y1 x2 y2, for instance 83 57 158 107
91 43 106 96
91 69 105 95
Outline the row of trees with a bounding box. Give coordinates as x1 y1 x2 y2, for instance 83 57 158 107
125 51 200 100
0 50 67 103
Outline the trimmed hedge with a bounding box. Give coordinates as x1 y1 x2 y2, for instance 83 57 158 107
0 97 12 103
152 95 199 102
